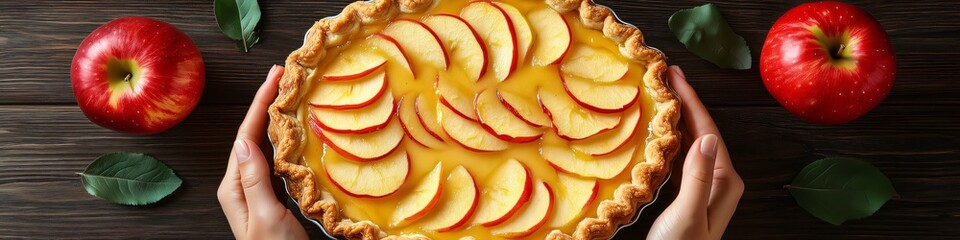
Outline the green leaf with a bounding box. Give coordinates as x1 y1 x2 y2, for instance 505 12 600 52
668 3 751 69
79 152 183 205
786 157 897 225
214 0 261 52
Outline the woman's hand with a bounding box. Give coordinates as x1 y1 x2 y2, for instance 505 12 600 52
648 66 745 240
217 65 308 240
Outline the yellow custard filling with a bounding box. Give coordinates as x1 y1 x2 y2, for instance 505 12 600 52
298 1 657 239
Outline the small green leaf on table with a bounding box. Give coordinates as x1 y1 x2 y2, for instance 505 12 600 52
215 0 262 52
668 3 752 69
786 157 897 225
79 152 183 205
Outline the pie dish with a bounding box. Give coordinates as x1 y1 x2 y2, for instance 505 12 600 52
267 0 681 239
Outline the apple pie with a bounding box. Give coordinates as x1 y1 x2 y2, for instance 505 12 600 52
267 0 680 239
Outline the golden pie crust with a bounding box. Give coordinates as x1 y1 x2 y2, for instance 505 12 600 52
267 0 681 239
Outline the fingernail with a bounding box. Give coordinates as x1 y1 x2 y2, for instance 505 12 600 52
234 139 251 163
700 134 718 160
670 65 686 79
266 64 280 76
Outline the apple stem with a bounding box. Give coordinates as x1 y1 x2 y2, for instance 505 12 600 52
123 73 135 88
834 44 845 59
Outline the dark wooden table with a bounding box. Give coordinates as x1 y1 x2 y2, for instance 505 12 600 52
2 0 958 239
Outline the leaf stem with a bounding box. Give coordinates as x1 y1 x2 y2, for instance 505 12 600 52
241 34 249 53
783 185 841 192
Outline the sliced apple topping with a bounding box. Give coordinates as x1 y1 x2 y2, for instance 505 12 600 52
538 88 621 140
392 162 443 227
311 91 395 134
414 94 446 141
421 165 479 232
440 105 509 152
475 89 542 143
323 148 409 198
370 33 415 78
310 68 387 110
398 95 444 148
493 2 532 64
310 118 404 161
528 7 572 66
561 45 628 83
461 1 517 81
321 42 387 81
562 73 639 113
423 14 488 81
546 173 598 228
436 71 479 121
498 88 552 128
541 143 635 179
490 181 554 238
382 19 449 71
571 103 642 156
473 159 532 227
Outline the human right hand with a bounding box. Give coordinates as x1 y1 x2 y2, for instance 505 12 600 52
647 66 745 240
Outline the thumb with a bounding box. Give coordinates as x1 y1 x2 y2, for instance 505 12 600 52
234 139 283 217
675 134 719 215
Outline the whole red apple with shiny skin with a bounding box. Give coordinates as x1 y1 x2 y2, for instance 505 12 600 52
760 2 895 125
72 16 205 134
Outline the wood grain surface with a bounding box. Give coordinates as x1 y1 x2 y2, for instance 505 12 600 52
1 0 958 239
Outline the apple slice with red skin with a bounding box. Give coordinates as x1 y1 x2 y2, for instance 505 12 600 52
382 19 449 71
538 88 621 140
546 173 598 228
528 7 572 66
490 181 554 238
561 72 639 113
323 148 409 198
309 68 387 110
570 103 642 156
440 105 509 152
421 165 479 232
310 117 404 162
414 94 446 142
560 45 628 83
461 1 518 81
397 95 444 148
436 72 479 121
391 162 443 227
498 88 552 128
473 159 533 227
311 91 395 134
320 42 387 81
493 2 532 64
423 14 488 81
475 89 542 143
541 143 635 179
370 33 415 79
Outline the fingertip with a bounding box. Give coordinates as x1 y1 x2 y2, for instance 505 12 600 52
675 135 719 211
269 64 281 74
266 64 284 83
234 139 251 164
670 65 686 79
667 65 691 97
668 65 686 84
236 139 270 190
699 134 718 160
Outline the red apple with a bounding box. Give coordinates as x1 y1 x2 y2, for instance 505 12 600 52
760 2 895 125
71 16 204 134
